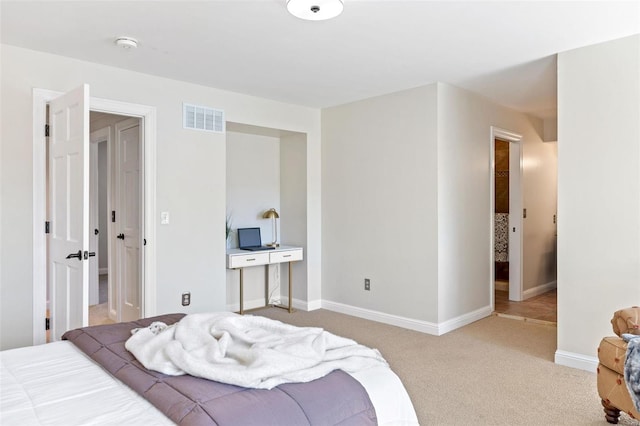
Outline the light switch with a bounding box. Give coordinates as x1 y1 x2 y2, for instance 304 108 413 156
161 211 170 225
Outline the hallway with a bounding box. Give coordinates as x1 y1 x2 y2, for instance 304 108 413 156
494 289 557 324
89 274 115 326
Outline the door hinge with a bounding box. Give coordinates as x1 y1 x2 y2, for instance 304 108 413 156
144 238 147 246
112 211 116 223
45 124 50 137
45 221 50 234
45 317 50 331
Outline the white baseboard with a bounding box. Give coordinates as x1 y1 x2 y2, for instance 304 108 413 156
322 300 492 336
523 280 557 300
226 297 268 313
437 305 494 335
554 349 598 373
225 297 485 336
306 299 322 311
226 297 320 313
321 300 441 335
281 296 322 312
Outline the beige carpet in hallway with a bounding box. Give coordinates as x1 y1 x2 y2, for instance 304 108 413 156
252 307 637 425
88 303 115 326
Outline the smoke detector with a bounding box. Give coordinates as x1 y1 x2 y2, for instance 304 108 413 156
114 37 138 49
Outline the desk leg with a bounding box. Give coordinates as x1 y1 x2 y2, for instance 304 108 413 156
265 265 269 307
288 261 293 313
239 268 244 315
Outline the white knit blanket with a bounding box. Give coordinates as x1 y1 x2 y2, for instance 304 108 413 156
125 312 388 389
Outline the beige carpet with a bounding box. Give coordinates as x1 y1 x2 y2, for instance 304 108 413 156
251 307 638 425
88 303 115 326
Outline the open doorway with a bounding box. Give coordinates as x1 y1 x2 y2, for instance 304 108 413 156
494 139 510 296
86 112 143 326
490 127 523 309
491 128 557 324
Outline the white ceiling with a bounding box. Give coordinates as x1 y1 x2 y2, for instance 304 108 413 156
2 1 639 119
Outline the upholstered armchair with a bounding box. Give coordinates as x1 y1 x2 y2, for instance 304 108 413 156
597 307 640 423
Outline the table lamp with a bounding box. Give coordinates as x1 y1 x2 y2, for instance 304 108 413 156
262 208 280 247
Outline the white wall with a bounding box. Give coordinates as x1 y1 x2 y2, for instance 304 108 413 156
321 82 557 331
556 35 640 366
0 45 321 350
225 130 281 308
322 85 440 323
226 131 281 248
280 133 309 304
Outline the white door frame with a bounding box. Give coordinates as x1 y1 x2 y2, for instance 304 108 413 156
489 126 524 309
32 88 157 345
89 134 100 306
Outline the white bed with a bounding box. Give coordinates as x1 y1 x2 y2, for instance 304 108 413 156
1 340 418 425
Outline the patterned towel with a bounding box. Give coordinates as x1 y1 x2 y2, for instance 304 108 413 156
494 213 509 262
623 334 640 412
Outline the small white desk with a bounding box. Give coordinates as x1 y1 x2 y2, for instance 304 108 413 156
226 245 303 314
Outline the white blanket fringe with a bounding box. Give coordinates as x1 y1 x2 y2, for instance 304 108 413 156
125 312 388 389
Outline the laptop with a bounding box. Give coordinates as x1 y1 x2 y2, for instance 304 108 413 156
237 227 275 251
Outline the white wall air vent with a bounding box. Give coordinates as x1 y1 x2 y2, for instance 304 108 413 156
183 103 225 133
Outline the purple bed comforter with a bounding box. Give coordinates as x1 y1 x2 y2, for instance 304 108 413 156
62 314 377 426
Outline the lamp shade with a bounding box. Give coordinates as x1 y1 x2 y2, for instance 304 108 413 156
287 0 344 21
262 208 280 219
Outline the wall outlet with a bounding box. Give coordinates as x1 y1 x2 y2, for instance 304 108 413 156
364 278 370 291
181 292 191 306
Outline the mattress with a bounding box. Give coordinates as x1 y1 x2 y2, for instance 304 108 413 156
1 339 418 425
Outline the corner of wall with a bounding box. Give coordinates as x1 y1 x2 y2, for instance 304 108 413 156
543 117 558 142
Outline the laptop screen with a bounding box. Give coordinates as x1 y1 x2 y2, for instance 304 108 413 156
237 227 262 249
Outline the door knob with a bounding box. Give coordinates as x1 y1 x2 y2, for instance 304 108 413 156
65 250 82 261
117 233 125 240
83 251 96 260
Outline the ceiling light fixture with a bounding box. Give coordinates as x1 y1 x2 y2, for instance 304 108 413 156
114 36 138 49
287 0 344 21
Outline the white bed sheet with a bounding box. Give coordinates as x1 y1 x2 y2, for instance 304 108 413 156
1 341 418 426
1 341 173 426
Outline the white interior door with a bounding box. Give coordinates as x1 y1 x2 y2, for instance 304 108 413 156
116 118 142 321
508 141 523 301
48 84 90 340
